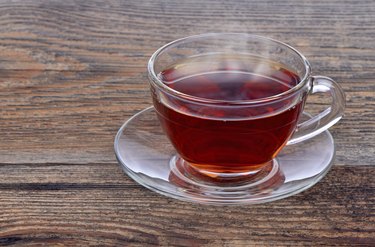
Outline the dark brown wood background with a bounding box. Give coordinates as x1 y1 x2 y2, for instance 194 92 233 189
0 0 374 246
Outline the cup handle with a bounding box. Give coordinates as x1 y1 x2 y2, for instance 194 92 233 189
287 76 346 145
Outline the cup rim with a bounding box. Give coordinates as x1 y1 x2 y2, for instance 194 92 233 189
148 33 311 105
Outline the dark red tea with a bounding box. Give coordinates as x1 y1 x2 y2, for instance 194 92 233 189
153 55 304 174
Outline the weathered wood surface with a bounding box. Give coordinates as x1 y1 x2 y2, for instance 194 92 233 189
0 164 373 246
0 0 374 246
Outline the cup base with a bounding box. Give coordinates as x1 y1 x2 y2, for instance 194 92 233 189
170 155 281 185
168 155 285 196
114 106 335 205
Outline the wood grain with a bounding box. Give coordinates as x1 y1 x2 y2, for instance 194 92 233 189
0 163 373 246
0 0 374 165
0 0 374 245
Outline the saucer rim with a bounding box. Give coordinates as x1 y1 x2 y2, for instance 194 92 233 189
114 106 335 205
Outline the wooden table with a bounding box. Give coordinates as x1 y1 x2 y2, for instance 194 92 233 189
1 0 374 245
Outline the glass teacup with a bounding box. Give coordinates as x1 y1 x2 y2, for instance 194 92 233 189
148 33 345 182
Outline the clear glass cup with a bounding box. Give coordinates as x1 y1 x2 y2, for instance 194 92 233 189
148 33 345 182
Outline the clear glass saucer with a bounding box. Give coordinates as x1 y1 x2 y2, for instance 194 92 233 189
114 106 335 205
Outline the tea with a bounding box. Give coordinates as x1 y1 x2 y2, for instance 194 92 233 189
153 54 304 174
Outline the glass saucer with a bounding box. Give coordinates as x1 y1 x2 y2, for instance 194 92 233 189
114 106 335 205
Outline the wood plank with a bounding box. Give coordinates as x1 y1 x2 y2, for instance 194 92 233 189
0 0 374 165
0 164 373 246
